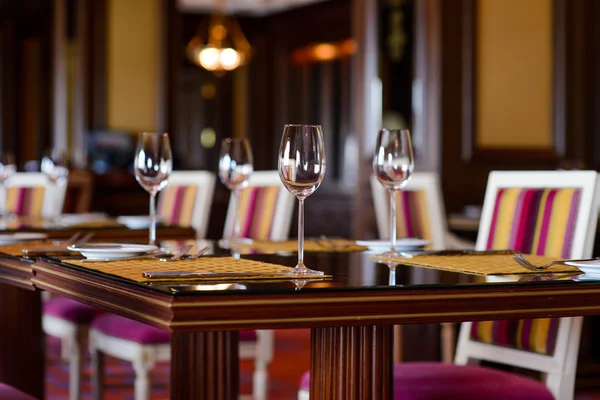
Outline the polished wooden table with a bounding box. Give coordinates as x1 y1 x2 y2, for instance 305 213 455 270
2 248 600 399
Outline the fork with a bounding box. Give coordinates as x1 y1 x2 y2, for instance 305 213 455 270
159 244 193 262
513 253 598 271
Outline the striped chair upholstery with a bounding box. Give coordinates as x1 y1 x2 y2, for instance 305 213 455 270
395 190 432 241
6 186 46 217
470 187 581 356
157 185 199 226
237 186 280 240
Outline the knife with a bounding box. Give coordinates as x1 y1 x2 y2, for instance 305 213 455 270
142 271 272 279
400 249 516 258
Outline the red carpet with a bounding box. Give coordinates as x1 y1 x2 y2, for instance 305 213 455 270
45 329 310 399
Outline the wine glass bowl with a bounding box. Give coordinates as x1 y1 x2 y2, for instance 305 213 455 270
278 124 326 276
0 153 16 187
134 132 173 245
41 148 69 186
218 138 253 245
373 129 414 258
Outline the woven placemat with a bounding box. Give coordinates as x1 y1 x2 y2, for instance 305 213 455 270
0 241 70 257
65 256 330 282
369 253 582 276
229 238 367 253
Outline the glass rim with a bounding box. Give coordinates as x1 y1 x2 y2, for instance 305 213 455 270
284 124 322 128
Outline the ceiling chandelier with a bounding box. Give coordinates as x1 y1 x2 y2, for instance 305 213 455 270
186 13 252 75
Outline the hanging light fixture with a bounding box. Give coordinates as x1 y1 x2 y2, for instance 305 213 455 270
186 12 252 75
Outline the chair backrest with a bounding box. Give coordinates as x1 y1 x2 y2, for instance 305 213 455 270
222 170 295 241
1 172 67 218
455 170 600 399
157 171 216 239
370 172 447 249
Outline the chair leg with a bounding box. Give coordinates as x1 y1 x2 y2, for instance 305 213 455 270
67 328 86 400
253 359 268 400
440 322 456 363
544 372 574 400
132 351 155 400
393 325 403 363
90 338 105 400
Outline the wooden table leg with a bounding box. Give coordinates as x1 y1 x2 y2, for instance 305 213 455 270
0 284 44 399
171 330 239 400
310 325 393 399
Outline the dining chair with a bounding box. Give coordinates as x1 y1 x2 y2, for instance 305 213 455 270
0 382 37 399
222 170 295 241
157 170 216 239
300 170 600 400
370 172 472 363
0 172 67 218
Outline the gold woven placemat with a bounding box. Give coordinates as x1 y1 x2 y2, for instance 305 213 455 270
229 238 367 253
369 253 582 276
65 256 330 282
0 241 69 257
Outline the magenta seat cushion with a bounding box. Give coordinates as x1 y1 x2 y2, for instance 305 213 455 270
91 314 170 344
0 383 36 400
44 297 104 323
240 330 257 341
300 363 554 400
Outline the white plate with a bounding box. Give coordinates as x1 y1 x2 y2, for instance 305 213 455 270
356 238 431 251
565 259 600 277
0 233 48 245
116 216 162 229
67 243 158 260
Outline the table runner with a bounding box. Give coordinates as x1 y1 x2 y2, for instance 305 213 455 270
65 256 331 282
229 238 367 253
369 253 582 276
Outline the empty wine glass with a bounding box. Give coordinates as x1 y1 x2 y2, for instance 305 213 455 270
218 138 253 246
41 148 69 186
278 124 326 276
373 128 414 257
134 132 173 245
0 152 16 218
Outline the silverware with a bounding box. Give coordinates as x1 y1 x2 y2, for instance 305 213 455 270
52 232 82 246
142 270 272 279
400 249 515 258
186 246 210 259
22 248 74 255
158 244 193 262
513 253 598 271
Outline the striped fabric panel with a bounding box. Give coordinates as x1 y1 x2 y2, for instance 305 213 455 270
157 185 199 226
395 190 432 241
236 186 280 240
471 187 581 356
6 186 45 217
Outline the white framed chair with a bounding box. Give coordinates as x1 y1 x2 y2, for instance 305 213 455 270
223 170 295 241
0 172 67 218
300 170 600 400
157 170 216 239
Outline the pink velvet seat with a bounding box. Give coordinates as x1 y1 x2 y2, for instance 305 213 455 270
0 383 36 400
299 363 554 400
44 297 104 323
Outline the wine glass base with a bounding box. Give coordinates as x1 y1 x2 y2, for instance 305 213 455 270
278 266 324 276
377 249 402 259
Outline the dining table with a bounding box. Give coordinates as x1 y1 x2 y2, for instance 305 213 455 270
1 241 600 399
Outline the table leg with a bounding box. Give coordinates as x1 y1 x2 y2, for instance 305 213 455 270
0 284 44 399
310 325 393 399
170 330 239 400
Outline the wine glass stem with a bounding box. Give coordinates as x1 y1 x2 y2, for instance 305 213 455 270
389 189 397 252
389 267 396 286
149 192 157 245
297 198 305 268
231 188 241 241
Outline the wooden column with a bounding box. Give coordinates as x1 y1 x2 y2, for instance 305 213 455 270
310 325 393 399
0 284 44 398
170 330 239 400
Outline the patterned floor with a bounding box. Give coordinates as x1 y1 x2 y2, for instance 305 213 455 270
45 329 310 400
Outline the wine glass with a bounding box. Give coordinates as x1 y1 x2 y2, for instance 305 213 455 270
41 148 69 186
218 138 254 246
278 124 326 276
134 132 173 245
0 152 16 218
373 128 414 257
